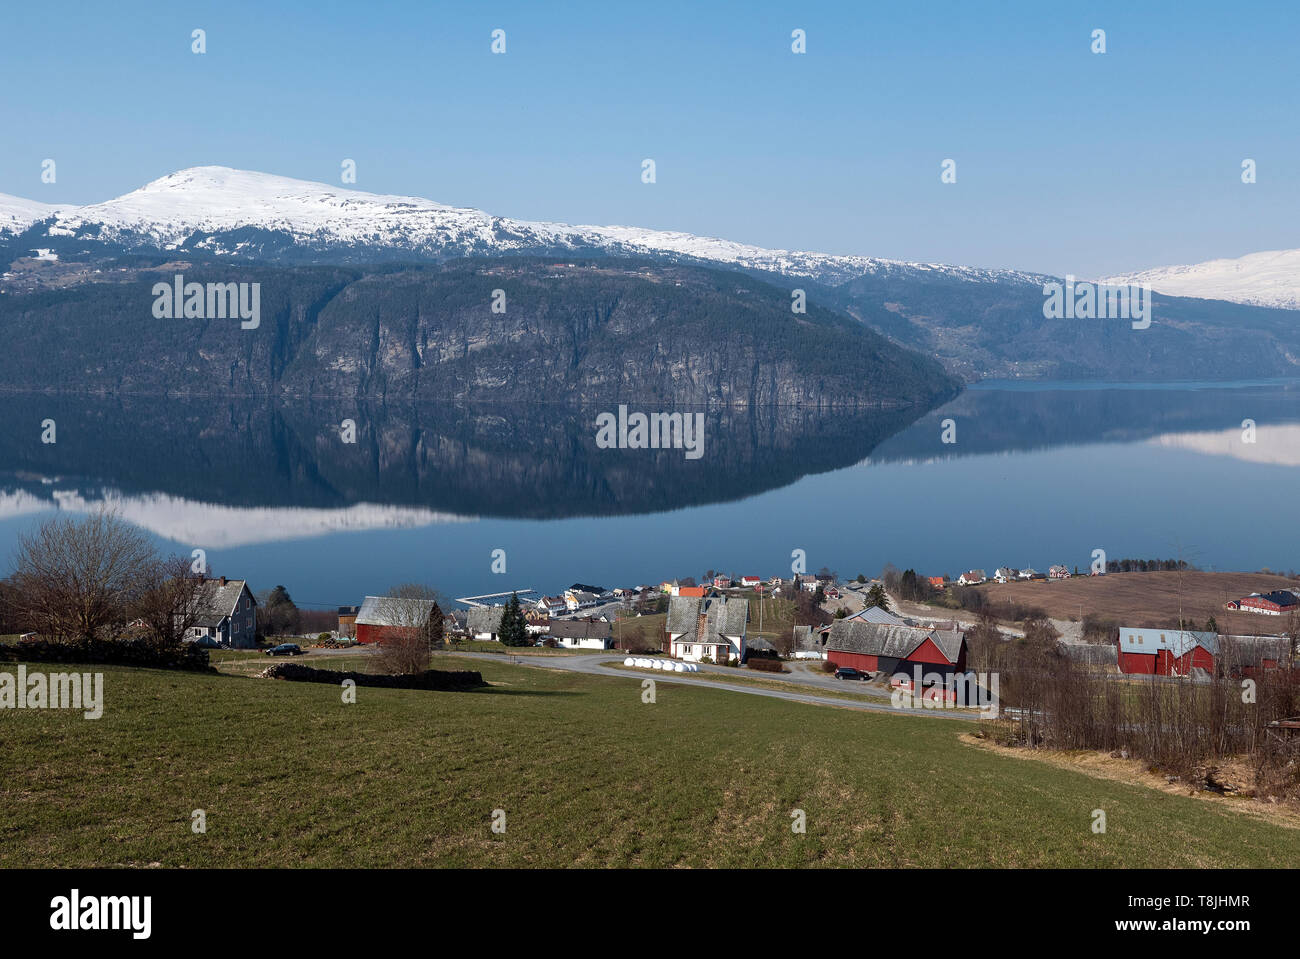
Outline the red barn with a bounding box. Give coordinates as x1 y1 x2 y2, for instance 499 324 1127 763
1235 591 1298 616
354 594 440 645
1118 628 1218 676
825 620 967 677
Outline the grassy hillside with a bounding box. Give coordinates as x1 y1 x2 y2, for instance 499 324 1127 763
972 571 1300 634
1 655 1296 867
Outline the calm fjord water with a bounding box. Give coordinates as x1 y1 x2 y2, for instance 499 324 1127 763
1 380 1296 608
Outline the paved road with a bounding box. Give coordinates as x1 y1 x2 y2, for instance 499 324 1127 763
430 650 979 722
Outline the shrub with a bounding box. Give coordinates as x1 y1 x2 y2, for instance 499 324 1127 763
747 657 786 673
1 636 213 672
261 662 484 690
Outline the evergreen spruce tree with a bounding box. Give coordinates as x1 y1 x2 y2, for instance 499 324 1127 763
499 592 529 647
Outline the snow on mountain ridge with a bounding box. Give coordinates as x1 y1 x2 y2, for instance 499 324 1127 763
0 193 75 236
11 165 1043 286
1100 248 1300 310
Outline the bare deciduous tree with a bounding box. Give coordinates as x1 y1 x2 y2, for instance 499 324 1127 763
373 583 445 675
9 510 157 643
133 555 209 646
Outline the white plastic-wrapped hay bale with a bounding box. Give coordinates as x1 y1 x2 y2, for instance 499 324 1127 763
623 657 634 666
673 662 685 672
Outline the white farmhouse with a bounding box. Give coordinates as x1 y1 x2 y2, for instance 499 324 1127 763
665 594 749 664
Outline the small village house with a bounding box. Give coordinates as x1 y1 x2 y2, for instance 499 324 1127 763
536 595 567 615
549 618 613 650
564 589 600 612
185 576 258 648
524 608 550 636
958 569 986 586
467 606 506 642
665 594 749 663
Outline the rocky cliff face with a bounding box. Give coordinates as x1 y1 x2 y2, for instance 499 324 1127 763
0 257 958 409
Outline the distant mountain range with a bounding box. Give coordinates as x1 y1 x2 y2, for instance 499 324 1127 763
0 166 1046 288
1101 248 1300 311
3 166 1299 383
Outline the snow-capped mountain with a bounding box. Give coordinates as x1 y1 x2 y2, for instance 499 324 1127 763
0 194 72 236
1101 248 1300 311
2 166 1044 288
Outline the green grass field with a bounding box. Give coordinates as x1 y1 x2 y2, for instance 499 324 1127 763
2 655 1297 867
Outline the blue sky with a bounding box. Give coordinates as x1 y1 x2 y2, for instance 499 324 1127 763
2 0 1297 276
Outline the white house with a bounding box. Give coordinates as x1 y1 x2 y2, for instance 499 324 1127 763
958 569 987 586
564 589 600 611
994 567 1019 584
467 606 505 641
549 618 612 650
665 594 749 664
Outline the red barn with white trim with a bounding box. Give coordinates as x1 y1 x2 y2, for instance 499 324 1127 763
1118 627 1218 676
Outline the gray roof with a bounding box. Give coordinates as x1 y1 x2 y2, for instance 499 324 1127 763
792 625 816 650
549 618 611 640
356 594 439 628
1220 634 1292 665
848 604 907 626
827 620 965 665
466 606 505 634
666 594 748 645
191 579 252 628
928 628 966 664
1057 641 1117 665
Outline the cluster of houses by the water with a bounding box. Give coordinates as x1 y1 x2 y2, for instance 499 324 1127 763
179 567 1297 686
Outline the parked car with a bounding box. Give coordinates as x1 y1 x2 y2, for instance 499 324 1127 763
834 666 868 681
265 643 304 656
